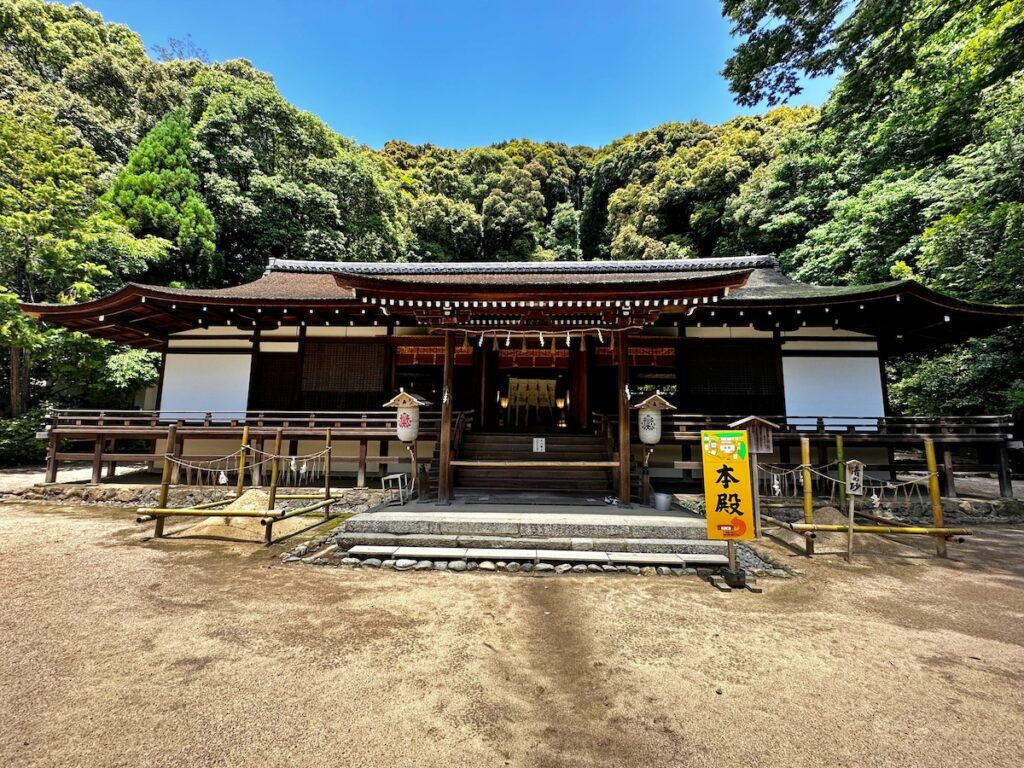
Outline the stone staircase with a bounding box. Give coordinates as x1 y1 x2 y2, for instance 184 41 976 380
331 506 726 558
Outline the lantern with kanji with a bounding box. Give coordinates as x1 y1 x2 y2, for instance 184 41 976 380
633 393 676 445
384 391 431 442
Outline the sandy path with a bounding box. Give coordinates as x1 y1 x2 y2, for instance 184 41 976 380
0 502 1022 768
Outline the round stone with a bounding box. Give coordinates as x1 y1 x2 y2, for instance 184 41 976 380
394 558 417 570
587 564 603 573
554 564 573 573
448 560 467 571
340 557 360 566
479 561 497 571
362 558 382 568
572 564 588 573
656 566 671 576
640 566 657 576
382 559 397 569
519 563 533 572
414 560 433 570
533 563 554 572
466 562 479 571
433 561 449 570
506 562 521 572
626 565 641 575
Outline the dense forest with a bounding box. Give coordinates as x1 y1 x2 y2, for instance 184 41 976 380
1 0 1023 462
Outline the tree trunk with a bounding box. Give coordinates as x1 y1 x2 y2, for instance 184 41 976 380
9 347 27 418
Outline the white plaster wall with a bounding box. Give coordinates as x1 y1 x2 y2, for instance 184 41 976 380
782 356 885 422
160 353 252 415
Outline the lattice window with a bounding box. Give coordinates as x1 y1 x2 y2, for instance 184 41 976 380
301 342 388 393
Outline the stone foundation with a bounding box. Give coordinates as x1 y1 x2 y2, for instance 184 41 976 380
3 483 384 512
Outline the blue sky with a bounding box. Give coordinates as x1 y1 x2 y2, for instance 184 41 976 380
76 0 836 149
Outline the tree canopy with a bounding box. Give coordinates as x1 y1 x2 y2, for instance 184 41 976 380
2 0 1023 445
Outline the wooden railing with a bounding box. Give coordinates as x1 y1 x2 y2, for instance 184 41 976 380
46 408 444 435
605 413 1014 443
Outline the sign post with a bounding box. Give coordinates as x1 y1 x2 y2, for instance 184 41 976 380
728 416 779 540
701 430 757 588
845 460 865 562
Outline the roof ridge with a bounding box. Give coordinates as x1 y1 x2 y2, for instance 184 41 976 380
265 255 779 276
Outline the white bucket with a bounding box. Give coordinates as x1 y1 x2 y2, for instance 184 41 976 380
652 492 673 511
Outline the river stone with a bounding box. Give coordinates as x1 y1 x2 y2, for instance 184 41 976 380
395 559 417 570
414 560 433 570
555 564 573 573
657 566 672 576
362 558 382 568
448 560 467 571
602 565 617 572
466 562 479 571
626 565 641 575
641 566 657 576
670 567 684 576
572 564 588 573
479 561 496 571
534 563 554 572
382 559 397 569
495 561 507 569
587 564 603 573
519 563 533 572
433 561 448 570
340 557 360 566
506 562 521 572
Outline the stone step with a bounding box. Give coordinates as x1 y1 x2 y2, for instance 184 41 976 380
343 544 728 567
332 530 725 554
341 512 709 540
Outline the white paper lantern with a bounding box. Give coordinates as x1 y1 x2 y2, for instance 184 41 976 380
396 406 420 442
638 408 662 445
384 391 431 443
632 393 675 446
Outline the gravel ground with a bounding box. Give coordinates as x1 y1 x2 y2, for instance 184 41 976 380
1 502 1023 768
0 463 148 493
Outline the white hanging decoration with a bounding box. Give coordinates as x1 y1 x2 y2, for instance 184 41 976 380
598 329 604 344
772 476 782 496
218 471 228 485
505 331 511 347
290 457 297 473
300 461 308 476
565 331 571 347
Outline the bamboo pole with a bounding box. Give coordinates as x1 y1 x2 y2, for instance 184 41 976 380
268 428 283 511
924 438 947 557
324 429 332 499
801 436 814 556
787 522 970 536
235 425 249 497
154 424 177 537
836 435 846 508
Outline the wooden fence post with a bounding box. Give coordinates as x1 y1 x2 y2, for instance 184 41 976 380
924 438 947 558
801 436 814 556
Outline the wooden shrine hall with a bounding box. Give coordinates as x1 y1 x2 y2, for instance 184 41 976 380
21 256 1024 503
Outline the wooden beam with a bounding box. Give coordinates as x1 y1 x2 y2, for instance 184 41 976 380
437 330 455 504
617 332 631 505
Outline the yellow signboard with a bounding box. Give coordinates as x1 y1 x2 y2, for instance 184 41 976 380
701 430 755 540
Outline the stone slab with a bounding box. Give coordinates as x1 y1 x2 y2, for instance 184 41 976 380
347 545 399 557
464 548 537 560
607 552 684 565
393 546 467 559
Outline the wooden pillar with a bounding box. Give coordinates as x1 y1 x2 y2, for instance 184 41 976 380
91 436 103 484
997 443 1013 499
569 338 589 431
437 331 455 505
801 436 814 556
45 431 59 484
941 446 957 498
617 333 631 505
357 439 368 488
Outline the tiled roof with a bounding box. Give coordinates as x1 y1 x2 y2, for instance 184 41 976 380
266 255 779 276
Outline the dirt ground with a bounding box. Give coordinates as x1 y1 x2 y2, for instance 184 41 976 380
1 502 1022 768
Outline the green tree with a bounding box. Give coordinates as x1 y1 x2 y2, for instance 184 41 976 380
104 109 217 283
